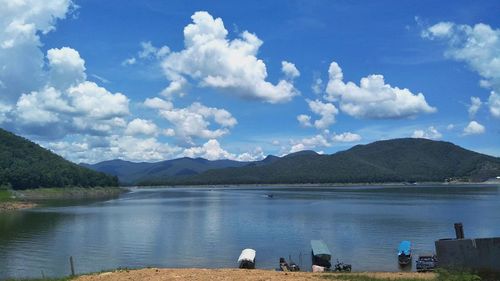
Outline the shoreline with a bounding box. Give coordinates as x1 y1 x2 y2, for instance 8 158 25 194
0 187 126 212
132 181 500 190
73 268 437 281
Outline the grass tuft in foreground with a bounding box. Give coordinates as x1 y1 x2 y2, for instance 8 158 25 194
322 269 482 281
323 274 430 281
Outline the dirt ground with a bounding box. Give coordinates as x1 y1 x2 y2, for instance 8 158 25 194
0 201 36 211
75 268 436 281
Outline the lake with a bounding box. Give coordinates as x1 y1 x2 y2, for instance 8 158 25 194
1 184 500 279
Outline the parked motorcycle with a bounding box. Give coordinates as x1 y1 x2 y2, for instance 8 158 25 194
333 260 352 272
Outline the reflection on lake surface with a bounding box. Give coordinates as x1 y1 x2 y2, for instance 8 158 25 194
1 184 499 279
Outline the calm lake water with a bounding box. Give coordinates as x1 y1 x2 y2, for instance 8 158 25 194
1 184 500 279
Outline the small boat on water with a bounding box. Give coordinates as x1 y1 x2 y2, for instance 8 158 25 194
398 241 412 266
311 240 332 269
238 248 256 269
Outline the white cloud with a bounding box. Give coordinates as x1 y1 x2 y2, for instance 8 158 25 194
306 99 338 129
297 114 312 127
325 61 436 119
446 124 455 130
312 78 323 94
332 132 362 142
125 118 158 136
46 135 182 163
156 102 237 144
463 121 485 135
122 57 136 66
160 11 299 103
0 102 12 123
411 126 442 140
289 134 330 153
468 96 482 118
424 22 500 119
181 139 263 161
67 81 129 119
421 22 454 38
10 48 129 137
235 146 265 162
159 76 187 99
138 41 170 59
489 91 500 118
281 61 300 79
47 47 86 89
183 139 235 160
144 97 173 110
0 0 75 103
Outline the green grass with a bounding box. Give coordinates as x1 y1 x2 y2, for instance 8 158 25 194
322 274 431 281
0 189 13 202
321 270 483 281
3 278 74 281
435 269 481 281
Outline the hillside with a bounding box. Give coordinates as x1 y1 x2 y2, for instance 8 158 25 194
0 128 118 190
149 138 500 185
82 155 280 185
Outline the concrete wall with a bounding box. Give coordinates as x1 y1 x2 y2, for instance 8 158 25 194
435 237 500 272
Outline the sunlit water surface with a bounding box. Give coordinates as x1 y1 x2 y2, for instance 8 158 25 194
1 184 499 279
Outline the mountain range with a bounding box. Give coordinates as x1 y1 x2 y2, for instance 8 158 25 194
83 138 500 185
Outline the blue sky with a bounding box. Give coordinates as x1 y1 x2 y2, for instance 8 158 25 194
0 0 499 163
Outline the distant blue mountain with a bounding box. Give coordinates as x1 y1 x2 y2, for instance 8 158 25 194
81 155 279 185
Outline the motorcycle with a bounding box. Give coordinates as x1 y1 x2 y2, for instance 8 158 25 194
333 260 352 272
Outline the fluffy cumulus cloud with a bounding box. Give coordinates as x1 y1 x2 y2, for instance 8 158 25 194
125 118 158 136
412 126 442 140
468 96 482 118
160 11 299 103
181 139 264 161
47 47 86 89
0 2 131 141
463 121 485 136
297 99 338 129
308 99 338 129
8 48 130 138
297 114 312 127
325 61 436 119
423 22 500 118
0 0 75 103
47 135 182 163
143 97 173 110
489 92 500 118
289 134 331 153
148 101 237 144
332 132 362 142
281 61 300 79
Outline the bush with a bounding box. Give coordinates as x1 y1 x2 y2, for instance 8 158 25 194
436 269 481 281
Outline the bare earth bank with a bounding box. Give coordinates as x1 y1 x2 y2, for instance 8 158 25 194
75 268 436 281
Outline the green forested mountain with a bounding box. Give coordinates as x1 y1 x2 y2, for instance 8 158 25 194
81 158 252 185
148 138 500 185
0 128 118 189
82 155 280 185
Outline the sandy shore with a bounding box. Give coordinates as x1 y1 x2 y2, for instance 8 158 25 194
0 201 37 211
75 268 436 281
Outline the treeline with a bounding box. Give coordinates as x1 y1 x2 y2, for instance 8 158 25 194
137 138 500 186
0 128 118 190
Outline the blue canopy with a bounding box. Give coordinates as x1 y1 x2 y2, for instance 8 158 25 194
398 241 411 255
311 240 332 259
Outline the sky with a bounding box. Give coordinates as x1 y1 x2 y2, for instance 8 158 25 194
0 0 499 163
